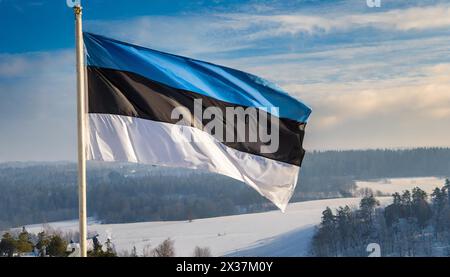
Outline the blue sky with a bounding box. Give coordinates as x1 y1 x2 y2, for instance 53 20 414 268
1 0 450 161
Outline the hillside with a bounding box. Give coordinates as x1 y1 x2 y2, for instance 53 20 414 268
23 197 392 257
1 148 449 230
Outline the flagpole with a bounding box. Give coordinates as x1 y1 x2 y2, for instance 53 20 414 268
73 1 88 257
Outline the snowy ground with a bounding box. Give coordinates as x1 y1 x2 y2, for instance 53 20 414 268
16 176 446 256
24 197 391 257
355 177 446 195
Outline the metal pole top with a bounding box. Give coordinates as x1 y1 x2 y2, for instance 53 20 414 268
74 5 82 15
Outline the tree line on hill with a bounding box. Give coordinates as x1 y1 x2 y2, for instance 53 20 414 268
1 148 450 230
311 179 450 256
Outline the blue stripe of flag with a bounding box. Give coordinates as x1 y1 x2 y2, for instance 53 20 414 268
83 32 312 123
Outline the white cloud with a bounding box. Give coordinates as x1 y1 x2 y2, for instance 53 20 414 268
218 4 450 40
84 4 450 71
295 64 450 150
86 16 255 58
0 55 29 77
0 50 76 161
0 51 73 78
211 41 450 150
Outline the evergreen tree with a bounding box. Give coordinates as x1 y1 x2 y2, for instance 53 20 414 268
105 238 113 254
384 192 403 226
47 234 68 257
92 235 102 253
412 187 427 203
103 238 117 257
432 187 448 208
321 207 335 228
401 190 412 217
392 192 401 206
88 235 103 257
359 194 380 222
411 187 431 227
431 187 448 234
335 206 352 252
317 207 337 256
16 227 33 254
0 232 16 257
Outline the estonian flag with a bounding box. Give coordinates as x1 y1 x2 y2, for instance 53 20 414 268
84 33 312 211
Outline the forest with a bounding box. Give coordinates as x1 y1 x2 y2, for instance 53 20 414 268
311 179 450 256
1 148 450 230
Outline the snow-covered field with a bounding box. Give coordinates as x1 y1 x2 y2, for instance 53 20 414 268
355 177 446 195
24 197 391 257
12 177 446 256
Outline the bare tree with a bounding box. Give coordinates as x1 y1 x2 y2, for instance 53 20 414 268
192 246 212 257
151 238 175 257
